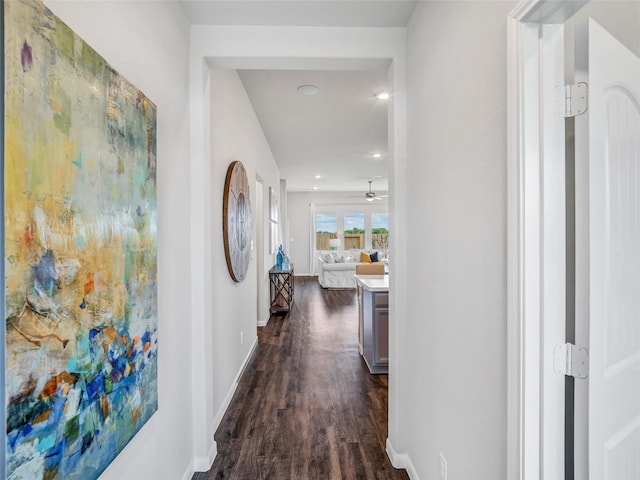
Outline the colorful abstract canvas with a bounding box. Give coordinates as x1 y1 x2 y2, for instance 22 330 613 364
3 1 158 478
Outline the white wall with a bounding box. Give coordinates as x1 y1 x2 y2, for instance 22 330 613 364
209 66 281 398
288 191 388 275
188 68 281 468
43 2 194 479
400 2 514 479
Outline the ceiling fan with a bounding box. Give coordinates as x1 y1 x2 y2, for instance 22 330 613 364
362 180 387 202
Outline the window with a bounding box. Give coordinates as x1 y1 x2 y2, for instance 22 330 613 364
269 187 278 253
314 210 389 252
371 213 389 253
343 213 365 249
315 213 337 250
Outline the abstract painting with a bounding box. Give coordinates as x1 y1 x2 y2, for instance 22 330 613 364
3 1 158 478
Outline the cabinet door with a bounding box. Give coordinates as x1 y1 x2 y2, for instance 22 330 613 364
373 307 389 365
357 285 364 355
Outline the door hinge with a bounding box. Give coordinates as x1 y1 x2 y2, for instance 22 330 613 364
554 343 589 379
554 82 588 118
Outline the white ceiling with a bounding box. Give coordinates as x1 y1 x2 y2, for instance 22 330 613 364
181 0 418 194
238 69 389 193
181 1 418 28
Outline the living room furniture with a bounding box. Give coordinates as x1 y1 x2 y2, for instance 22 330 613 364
269 264 294 314
318 259 359 288
355 263 385 275
317 251 387 289
355 274 389 374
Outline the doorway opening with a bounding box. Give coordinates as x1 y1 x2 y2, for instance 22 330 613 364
189 25 408 470
256 176 266 326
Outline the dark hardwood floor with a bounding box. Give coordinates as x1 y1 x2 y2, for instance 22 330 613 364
192 276 408 480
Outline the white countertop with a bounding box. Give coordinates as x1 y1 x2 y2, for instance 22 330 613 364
354 275 389 292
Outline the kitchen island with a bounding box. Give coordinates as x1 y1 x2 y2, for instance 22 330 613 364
355 274 389 374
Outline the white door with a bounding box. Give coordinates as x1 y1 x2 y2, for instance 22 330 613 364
576 18 640 479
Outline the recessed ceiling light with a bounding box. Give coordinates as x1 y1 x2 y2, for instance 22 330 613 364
376 91 390 100
297 84 319 96
314 174 322 179
312 186 319 190
372 153 382 158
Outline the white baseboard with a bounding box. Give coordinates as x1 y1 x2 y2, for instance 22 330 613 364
212 337 258 431
181 460 195 480
192 440 217 472
386 438 420 480
257 315 269 327
192 338 258 473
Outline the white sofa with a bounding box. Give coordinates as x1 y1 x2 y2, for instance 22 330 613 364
318 257 358 288
317 251 386 289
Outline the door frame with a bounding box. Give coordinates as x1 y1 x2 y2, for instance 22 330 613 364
507 1 588 478
255 176 267 326
188 26 407 469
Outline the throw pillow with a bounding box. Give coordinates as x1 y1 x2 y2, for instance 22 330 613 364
360 252 372 263
322 252 335 263
370 251 379 262
334 254 345 263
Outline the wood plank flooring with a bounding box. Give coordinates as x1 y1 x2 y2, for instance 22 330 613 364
192 276 408 480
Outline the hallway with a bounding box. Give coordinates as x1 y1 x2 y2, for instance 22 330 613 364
193 277 408 479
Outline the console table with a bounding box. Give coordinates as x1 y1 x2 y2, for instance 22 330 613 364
269 264 294 314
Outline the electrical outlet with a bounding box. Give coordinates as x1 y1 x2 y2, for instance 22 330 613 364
439 452 447 480
240 331 244 345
